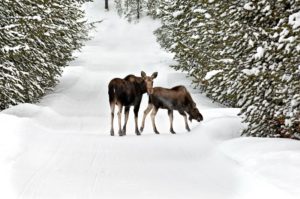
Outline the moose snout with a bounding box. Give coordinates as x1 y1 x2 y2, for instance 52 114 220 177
197 115 203 122
147 88 154 94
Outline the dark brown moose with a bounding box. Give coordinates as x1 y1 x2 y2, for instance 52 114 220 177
108 71 158 136
140 85 203 134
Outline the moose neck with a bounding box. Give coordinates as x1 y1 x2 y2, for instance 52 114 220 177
140 80 147 94
131 76 147 94
185 105 193 116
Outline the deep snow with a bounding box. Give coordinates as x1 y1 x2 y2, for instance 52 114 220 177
0 1 300 198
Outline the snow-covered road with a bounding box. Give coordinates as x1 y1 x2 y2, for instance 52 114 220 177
1 1 300 198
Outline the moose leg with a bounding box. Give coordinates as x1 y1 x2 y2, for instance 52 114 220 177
117 103 124 136
110 102 115 136
179 110 190 132
140 103 153 132
151 107 159 134
184 115 190 132
122 106 130 135
134 104 141 135
168 110 175 134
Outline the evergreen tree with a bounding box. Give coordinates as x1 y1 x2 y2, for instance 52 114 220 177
155 0 300 139
115 0 162 21
0 0 93 110
147 0 162 18
115 0 144 21
239 1 300 138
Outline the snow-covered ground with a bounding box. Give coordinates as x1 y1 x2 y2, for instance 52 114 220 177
1 1 300 198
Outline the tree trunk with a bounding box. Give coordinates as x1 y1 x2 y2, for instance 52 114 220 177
137 0 140 19
105 0 109 10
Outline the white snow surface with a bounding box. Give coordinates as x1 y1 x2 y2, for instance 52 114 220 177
1 1 300 198
243 2 255 11
254 46 265 60
172 10 183 18
289 11 300 29
204 70 223 80
242 68 260 76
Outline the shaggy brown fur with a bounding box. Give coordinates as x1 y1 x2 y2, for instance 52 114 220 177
108 71 157 136
140 86 203 134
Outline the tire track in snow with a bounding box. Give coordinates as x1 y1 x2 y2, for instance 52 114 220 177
88 140 104 199
17 139 63 199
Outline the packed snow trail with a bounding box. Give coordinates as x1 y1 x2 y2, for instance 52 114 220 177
1 1 300 198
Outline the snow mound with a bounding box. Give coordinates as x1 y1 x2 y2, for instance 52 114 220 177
220 138 300 196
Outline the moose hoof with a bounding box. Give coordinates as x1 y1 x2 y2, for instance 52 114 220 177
170 129 176 134
110 130 114 136
154 129 160 134
186 126 191 132
136 130 141 136
118 130 124 136
140 127 144 132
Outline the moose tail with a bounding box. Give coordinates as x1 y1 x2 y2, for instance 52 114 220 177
108 82 115 104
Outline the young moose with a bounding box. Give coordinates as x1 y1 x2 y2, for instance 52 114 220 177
140 85 203 134
108 71 158 136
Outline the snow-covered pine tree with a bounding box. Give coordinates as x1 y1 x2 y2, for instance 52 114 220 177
115 0 145 21
212 0 300 138
156 0 300 139
146 0 162 18
115 0 162 21
239 1 300 138
154 0 177 50
0 0 92 110
156 0 240 105
155 0 200 74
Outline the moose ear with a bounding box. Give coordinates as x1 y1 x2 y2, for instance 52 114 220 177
141 71 146 78
151 72 158 79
